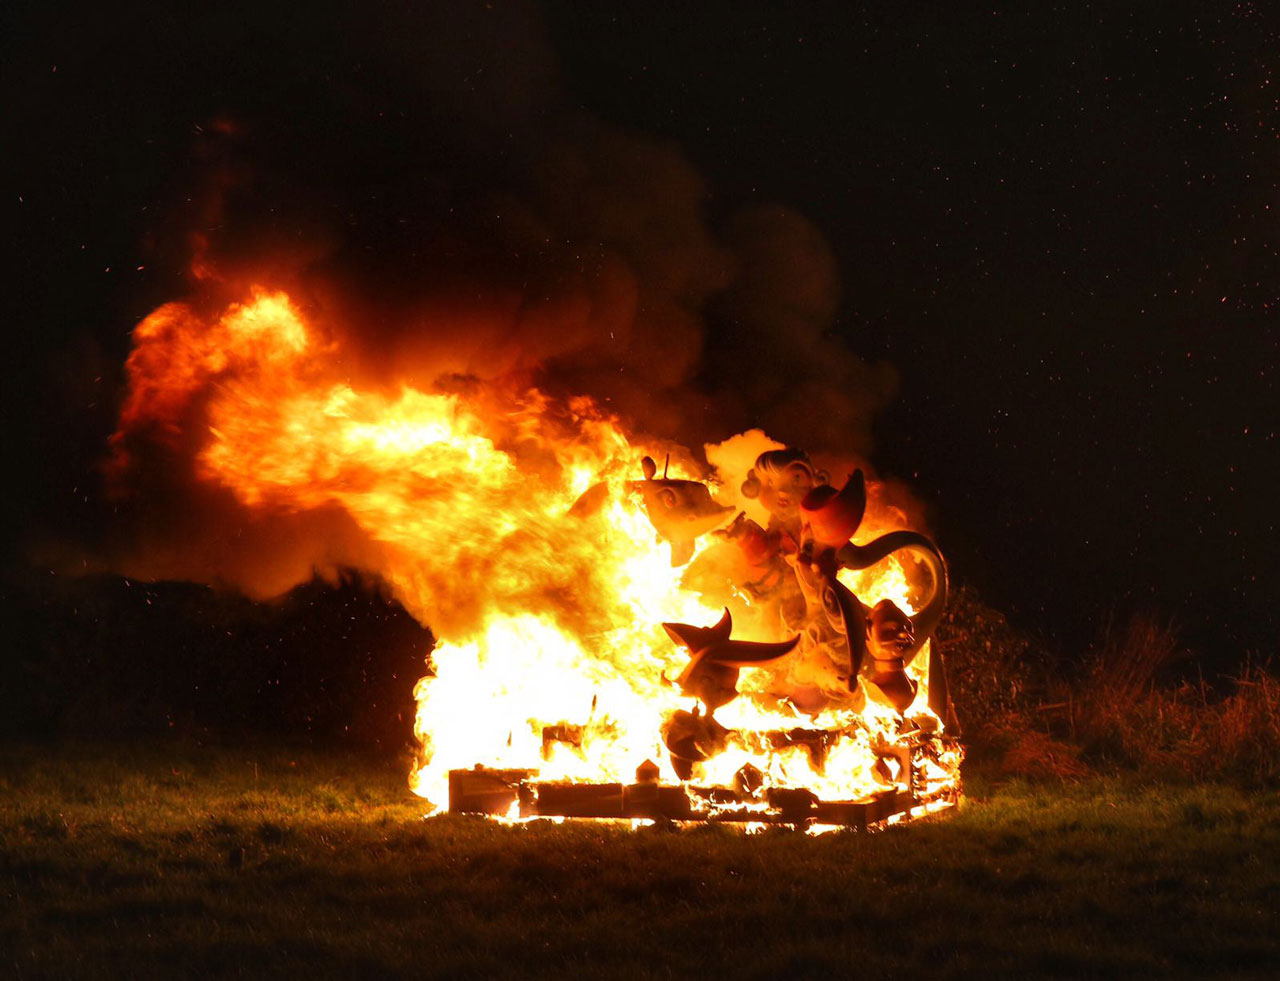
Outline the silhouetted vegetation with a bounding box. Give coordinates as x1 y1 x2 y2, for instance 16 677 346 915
941 591 1280 785
6 570 1276 785
1 571 429 755
1068 614 1280 784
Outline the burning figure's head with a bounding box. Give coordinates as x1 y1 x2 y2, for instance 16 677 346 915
630 455 734 566
741 448 829 540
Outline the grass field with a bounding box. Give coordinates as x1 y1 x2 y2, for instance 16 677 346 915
2 743 1278 979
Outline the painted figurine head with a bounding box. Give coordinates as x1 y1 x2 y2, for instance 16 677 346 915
741 448 828 528
868 599 915 661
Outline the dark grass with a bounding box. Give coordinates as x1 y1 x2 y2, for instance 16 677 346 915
2 744 1279 978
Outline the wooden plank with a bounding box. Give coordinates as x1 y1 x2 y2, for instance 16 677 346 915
866 788 915 824
531 782 626 818
524 781 916 827
451 770 923 828
624 783 695 820
766 788 820 823
812 800 871 828
447 767 535 815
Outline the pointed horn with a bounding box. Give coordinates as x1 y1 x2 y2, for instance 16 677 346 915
709 634 802 667
710 607 732 641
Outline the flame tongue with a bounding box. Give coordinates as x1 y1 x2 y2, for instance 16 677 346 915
110 287 960 810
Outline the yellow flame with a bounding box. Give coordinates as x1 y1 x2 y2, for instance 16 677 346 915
112 288 961 811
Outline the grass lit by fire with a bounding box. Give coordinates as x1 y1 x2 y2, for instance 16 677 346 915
3 743 1278 978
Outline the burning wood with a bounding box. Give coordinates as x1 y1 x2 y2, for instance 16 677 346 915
448 765 954 829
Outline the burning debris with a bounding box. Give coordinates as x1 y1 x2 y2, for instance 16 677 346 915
107 289 962 830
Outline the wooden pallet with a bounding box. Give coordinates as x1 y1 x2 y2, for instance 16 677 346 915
447 766 937 829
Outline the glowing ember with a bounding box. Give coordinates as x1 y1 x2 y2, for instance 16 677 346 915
110 287 962 822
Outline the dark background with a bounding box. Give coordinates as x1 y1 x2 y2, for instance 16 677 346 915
3 1 1276 741
541 3 1277 658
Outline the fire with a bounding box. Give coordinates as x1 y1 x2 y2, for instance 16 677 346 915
111 287 961 822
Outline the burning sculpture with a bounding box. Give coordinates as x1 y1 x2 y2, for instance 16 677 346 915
108 288 963 830
459 452 961 828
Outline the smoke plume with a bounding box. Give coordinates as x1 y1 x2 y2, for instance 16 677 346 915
100 3 905 605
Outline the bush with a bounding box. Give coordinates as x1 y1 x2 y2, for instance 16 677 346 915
1072 610 1186 762
937 594 1280 786
935 585 1052 756
1059 611 1280 785
2 571 429 755
1075 662 1280 785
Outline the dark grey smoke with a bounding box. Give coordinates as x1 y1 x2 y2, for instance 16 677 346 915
155 3 895 454
90 2 902 599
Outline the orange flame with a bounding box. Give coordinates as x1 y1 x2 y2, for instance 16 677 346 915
111 288 961 811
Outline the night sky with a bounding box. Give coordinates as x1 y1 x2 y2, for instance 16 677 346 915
5 2 1276 664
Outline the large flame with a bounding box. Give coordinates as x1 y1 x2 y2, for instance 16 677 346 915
111 288 959 811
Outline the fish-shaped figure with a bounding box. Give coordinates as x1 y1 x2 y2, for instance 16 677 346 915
629 455 734 566
663 608 801 717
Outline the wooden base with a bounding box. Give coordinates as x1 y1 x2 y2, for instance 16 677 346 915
447 766 951 829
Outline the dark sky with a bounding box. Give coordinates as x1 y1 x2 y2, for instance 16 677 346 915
5 1 1277 659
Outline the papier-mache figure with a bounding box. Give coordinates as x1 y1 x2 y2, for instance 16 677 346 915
719 448 827 626
720 449 951 719
789 465 951 717
629 454 734 566
640 446 953 747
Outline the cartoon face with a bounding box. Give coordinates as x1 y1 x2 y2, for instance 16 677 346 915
741 449 829 530
869 600 915 659
756 462 819 521
630 476 733 566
